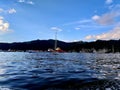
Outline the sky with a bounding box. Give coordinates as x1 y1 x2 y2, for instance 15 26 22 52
0 0 120 42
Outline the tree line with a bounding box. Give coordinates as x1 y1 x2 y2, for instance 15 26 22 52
0 39 120 53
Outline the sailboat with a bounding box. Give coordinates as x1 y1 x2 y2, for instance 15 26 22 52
48 29 64 53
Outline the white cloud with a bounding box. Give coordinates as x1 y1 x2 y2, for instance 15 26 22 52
8 8 16 14
63 19 91 26
92 3 120 26
51 27 62 32
106 0 113 4
0 8 4 13
0 16 4 20
89 4 120 41
85 27 120 40
92 15 100 21
0 8 16 14
0 16 10 32
62 18 107 32
75 27 80 30
18 0 34 5
73 40 79 42
18 0 25 3
85 35 93 40
27 1 34 5
92 10 120 25
92 14 114 25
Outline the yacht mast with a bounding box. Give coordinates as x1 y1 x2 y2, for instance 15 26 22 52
54 30 57 50
112 45 114 53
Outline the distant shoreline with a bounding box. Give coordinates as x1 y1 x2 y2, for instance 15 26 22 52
0 39 120 53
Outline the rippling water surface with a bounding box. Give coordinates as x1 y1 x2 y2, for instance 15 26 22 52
0 52 119 90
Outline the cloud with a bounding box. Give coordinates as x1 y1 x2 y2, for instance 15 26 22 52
62 18 107 33
92 15 100 21
63 19 91 26
0 16 4 20
106 0 113 4
0 8 4 13
51 27 62 32
8 8 16 14
85 27 120 40
92 10 120 25
85 35 93 40
0 8 16 14
75 27 80 30
92 3 120 26
18 0 25 3
92 14 114 25
0 16 10 32
89 4 120 41
63 19 100 30
18 0 34 5
27 1 34 5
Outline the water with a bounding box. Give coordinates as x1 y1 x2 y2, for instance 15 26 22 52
0 52 119 90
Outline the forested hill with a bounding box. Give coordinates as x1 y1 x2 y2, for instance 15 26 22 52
0 39 120 52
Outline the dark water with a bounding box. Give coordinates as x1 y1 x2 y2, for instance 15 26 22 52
0 52 119 90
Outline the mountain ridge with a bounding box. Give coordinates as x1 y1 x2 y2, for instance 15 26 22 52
0 39 120 52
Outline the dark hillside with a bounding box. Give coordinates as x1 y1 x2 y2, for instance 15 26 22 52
0 39 120 52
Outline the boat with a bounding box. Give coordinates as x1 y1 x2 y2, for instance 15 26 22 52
48 29 64 53
55 47 64 52
48 48 54 52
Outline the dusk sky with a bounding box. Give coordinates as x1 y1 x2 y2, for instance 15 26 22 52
0 0 120 42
